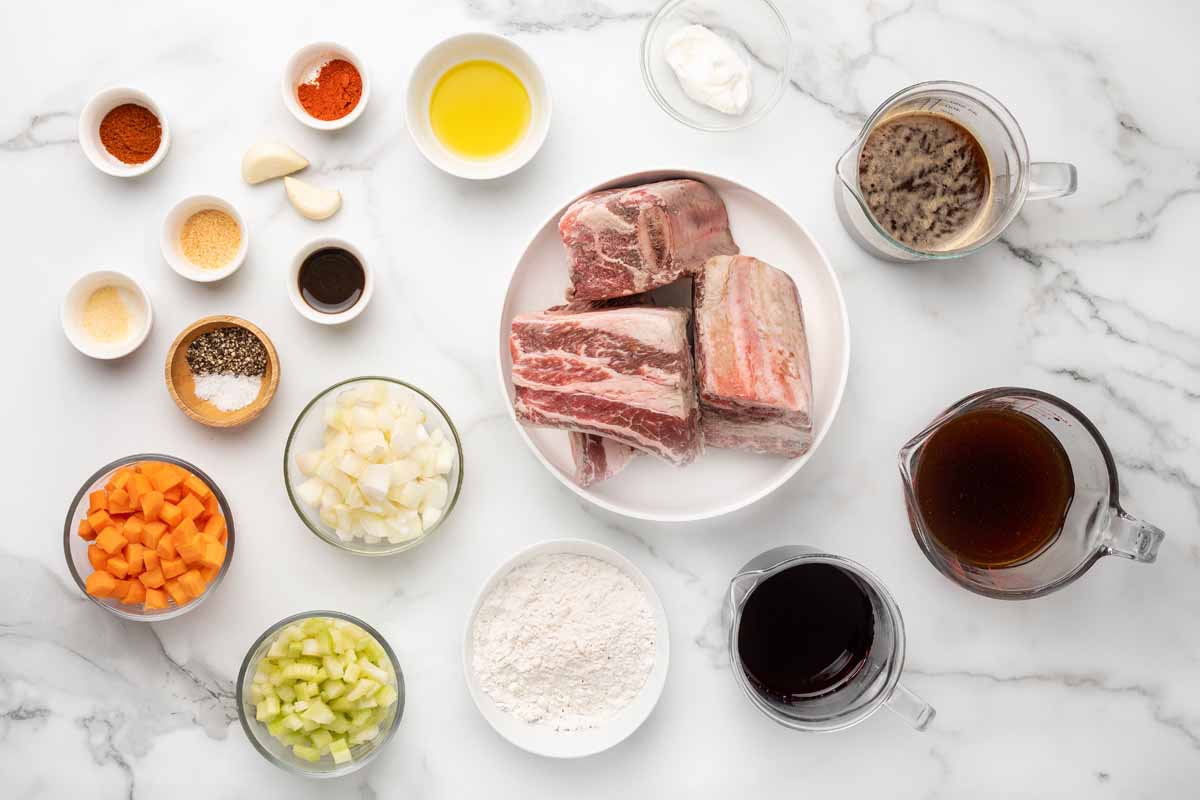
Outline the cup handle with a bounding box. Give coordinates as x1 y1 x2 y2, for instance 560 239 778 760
1104 510 1166 563
1027 162 1078 201
884 681 935 731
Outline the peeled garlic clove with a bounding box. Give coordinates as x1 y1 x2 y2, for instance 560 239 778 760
284 176 341 220
242 141 308 184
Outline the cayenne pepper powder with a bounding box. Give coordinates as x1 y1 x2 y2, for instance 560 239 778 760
297 59 363 121
98 104 162 164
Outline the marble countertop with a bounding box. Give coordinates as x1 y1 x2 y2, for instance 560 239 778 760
4 0 1198 797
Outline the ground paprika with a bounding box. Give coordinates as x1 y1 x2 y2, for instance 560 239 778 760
296 59 363 121
98 103 162 164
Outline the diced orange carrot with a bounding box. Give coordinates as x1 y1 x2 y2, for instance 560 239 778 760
173 516 199 542
110 578 131 599
88 490 108 514
131 473 152 501
218 529 227 545
183 473 212 499
138 568 165 589
200 540 226 569
124 542 145 574
161 558 186 579
164 579 190 606
143 587 168 610
177 539 204 565
163 486 182 504
78 518 96 541
96 527 126 555
107 488 132 514
122 516 144 545
179 569 206 599
142 549 160 573
122 580 146 606
178 494 205 521
112 469 134 490
141 491 164 522
105 556 130 579
151 467 183 493
202 514 226 540
160 502 183 528
199 564 220 582
156 532 177 560
87 544 109 571
85 571 117 597
142 521 166 549
86 509 113 532
204 493 220 516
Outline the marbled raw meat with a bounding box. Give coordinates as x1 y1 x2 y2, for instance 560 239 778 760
510 306 701 465
558 179 739 302
569 432 639 487
694 255 814 458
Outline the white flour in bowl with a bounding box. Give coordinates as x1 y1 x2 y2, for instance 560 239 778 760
471 552 656 731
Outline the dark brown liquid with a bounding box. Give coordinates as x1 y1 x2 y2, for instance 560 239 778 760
299 247 364 314
914 408 1074 567
858 112 990 251
737 563 875 703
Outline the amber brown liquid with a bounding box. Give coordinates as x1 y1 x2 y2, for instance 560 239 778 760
299 247 364 314
737 563 875 703
858 112 990 251
914 408 1074 568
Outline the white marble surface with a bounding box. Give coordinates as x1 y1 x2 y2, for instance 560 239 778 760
3 0 1198 797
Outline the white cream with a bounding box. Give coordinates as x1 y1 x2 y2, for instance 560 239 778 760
664 24 752 115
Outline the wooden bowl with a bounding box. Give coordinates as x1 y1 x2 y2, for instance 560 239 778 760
165 315 280 427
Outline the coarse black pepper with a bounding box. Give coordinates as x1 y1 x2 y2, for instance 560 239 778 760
186 326 268 376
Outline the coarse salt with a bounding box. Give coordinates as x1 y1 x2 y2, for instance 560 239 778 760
193 372 262 412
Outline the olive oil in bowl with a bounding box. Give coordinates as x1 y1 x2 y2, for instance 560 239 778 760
429 60 531 160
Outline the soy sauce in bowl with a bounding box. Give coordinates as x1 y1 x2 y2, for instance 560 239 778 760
298 247 364 314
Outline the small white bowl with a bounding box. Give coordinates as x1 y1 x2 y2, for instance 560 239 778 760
405 33 552 180
463 538 670 758
282 42 370 131
160 194 249 283
61 270 153 359
78 87 170 177
288 237 373 325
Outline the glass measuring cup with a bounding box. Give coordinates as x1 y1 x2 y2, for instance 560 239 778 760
725 546 935 732
834 81 1078 262
900 388 1166 599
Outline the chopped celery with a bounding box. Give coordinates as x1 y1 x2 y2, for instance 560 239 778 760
345 678 379 703
375 685 398 708
301 700 336 725
292 744 321 762
310 728 334 752
300 718 319 733
321 680 347 701
349 724 379 745
287 641 303 657
329 738 351 764
266 718 288 738
255 696 280 721
329 715 351 734
343 662 361 683
282 713 304 732
276 685 296 703
323 656 344 680
359 660 388 684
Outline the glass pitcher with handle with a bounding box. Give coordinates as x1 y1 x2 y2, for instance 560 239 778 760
725 546 935 732
900 387 1166 599
835 81 1078 262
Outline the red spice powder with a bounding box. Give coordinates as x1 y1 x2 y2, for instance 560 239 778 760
297 59 363 121
99 103 162 164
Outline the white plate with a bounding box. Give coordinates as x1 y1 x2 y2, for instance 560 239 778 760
463 538 670 758
496 169 850 522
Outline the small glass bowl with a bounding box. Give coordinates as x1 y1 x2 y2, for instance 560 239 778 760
236 611 404 778
283 377 464 556
63 453 235 621
641 0 792 132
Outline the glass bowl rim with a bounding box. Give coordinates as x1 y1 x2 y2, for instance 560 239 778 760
235 609 405 778
283 376 465 557
640 0 794 132
62 452 236 622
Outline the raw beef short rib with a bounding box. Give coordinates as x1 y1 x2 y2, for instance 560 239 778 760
694 255 814 458
569 432 639 487
558 179 739 302
510 306 701 465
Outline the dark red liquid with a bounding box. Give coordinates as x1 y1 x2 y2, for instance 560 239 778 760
914 408 1074 567
737 563 875 703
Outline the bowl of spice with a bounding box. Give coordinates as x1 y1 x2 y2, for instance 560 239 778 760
161 195 248 282
288 237 373 325
62 270 153 359
79 87 169 177
166 316 280 427
283 42 369 131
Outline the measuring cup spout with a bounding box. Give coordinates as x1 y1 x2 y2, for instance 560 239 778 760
834 141 860 196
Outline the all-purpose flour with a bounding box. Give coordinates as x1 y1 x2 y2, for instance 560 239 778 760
471 552 657 731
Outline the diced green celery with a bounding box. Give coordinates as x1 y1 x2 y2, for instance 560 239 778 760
330 738 352 765
310 729 333 752
343 663 361 683
295 683 313 701
292 744 321 763
329 715 351 734
267 638 288 658
349 724 379 745
276 685 296 703
282 624 304 642
349 709 372 728
250 685 265 703
330 697 356 712
375 685 398 708
281 702 294 716
300 618 325 635
356 698 379 710
323 656 344 680
255 696 280 721
294 699 310 712
266 718 288 738
314 668 328 684
282 663 320 682
282 732 307 747
301 638 320 657
345 678 379 703
282 713 304 732
252 669 270 685
300 718 319 733
317 629 334 655
301 699 336 725
287 641 303 657
321 680 347 701
358 660 388 684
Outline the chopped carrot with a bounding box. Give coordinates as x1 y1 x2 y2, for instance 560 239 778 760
200 540 226 569
163 486 182 504
156 533 177 560
107 488 133 514
173 517 199 542
142 521 166 550
85 571 117 597
78 519 96 541
106 556 130 579
178 494 205 521
112 469 134 490
87 544 109 571
183 474 212 500
138 568 165 589
122 580 146 606
141 491 164 522
164 579 190 606
110 579 131 599
88 490 108 514
87 509 113 532
124 543 145 574
143 588 168 610
151 467 183 493
179 569 206 599
177 539 204 566
123 516 144 545
161 558 186 580
142 548 160 572
95 527 126 555
204 494 220 517
199 564 220 582
160 502 183 528
202 514 226 540
131 474 152 503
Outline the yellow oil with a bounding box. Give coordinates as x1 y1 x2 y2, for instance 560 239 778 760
429 60 531 159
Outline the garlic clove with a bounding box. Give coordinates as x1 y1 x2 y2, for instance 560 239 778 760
284 176 341 220
241 141 309 184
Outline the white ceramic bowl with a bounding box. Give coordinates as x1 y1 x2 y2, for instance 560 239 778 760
288 237 373 325
61 270 153 359
464 538 670 758
160 195 248 282
497 169 851 522
78 86 170 177
282 42 370 131
405 33 551 180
